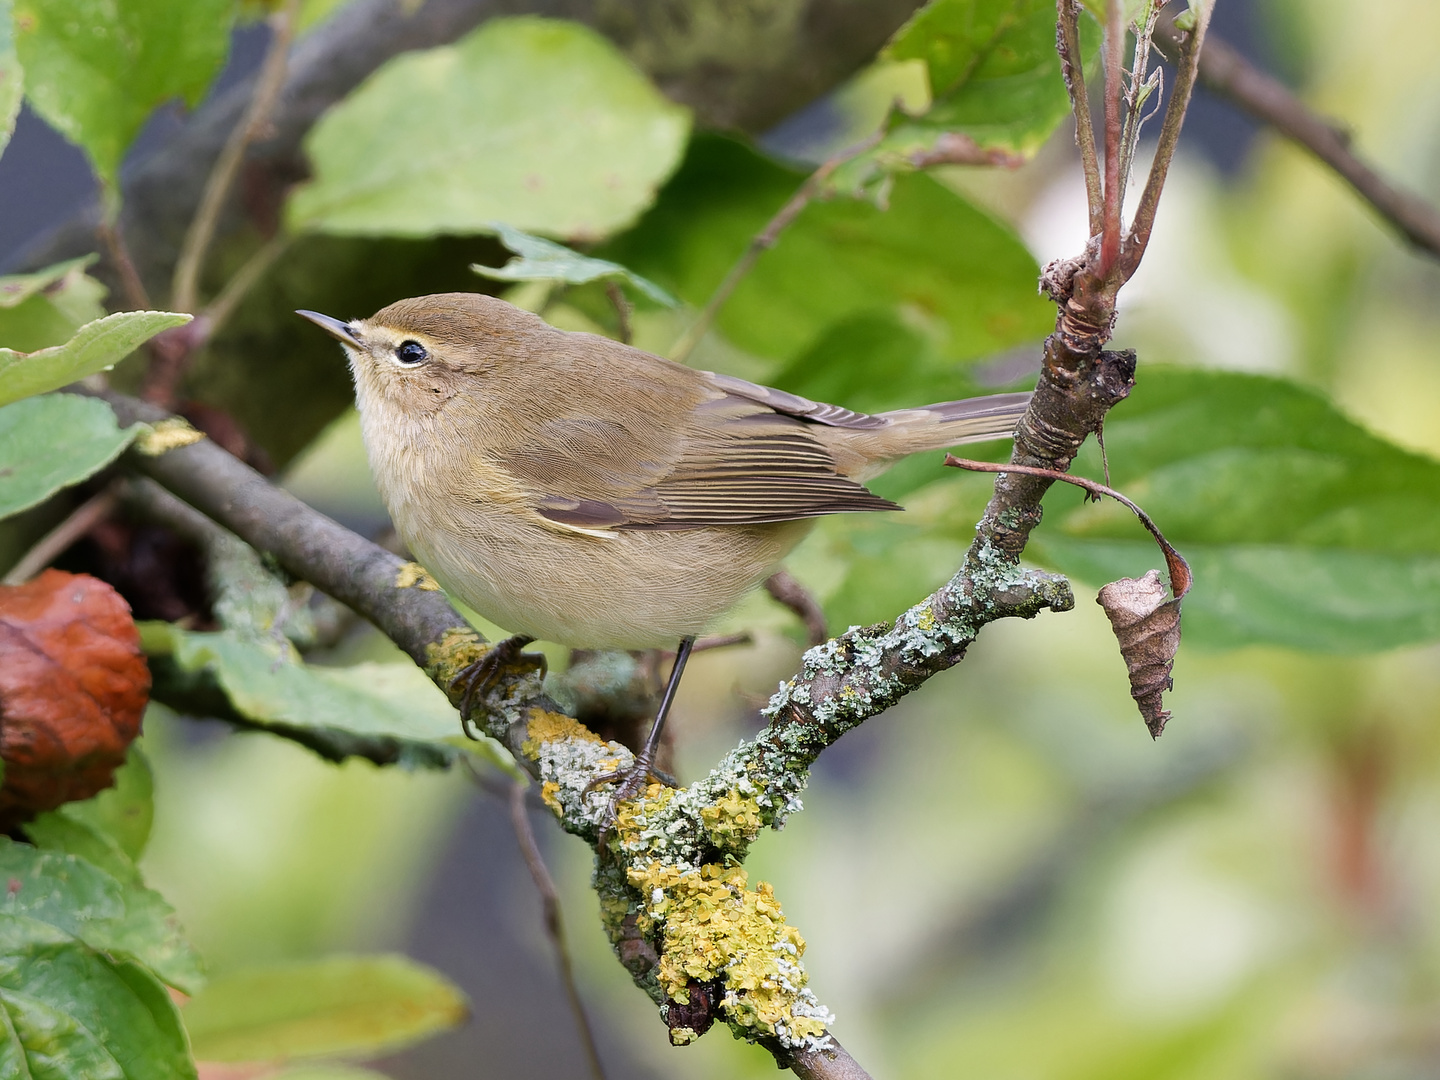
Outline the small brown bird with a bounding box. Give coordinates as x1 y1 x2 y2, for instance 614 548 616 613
299 293 1028 789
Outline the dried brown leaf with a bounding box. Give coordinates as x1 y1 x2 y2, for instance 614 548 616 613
0 569 150 826
1096 569 1182 738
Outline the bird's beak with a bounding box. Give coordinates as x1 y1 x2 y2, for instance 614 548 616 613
296 309 364 349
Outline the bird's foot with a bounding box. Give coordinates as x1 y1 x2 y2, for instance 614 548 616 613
586 753 674 839
449 634 545 739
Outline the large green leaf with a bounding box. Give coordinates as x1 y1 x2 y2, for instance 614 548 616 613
287 17 691 241
183 955 468 1062
0 0 21 162
0 837 204 993
1031 368 1440 651
26 746 155 875
0 309 190 406
884 0 1077 153
0 394 141 521
602 135 1051 366
0 255 108 353
13 0 233 193
145 623 514 772
0 916 196 1080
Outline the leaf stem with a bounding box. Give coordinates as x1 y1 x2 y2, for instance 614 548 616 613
2 487 120 586
171 0 301 314
944 456 1191 599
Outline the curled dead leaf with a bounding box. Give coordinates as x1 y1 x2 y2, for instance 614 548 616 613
0 569 150 827
1096 569 1182 738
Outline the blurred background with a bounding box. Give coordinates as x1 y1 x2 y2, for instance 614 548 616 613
7 0 1440 1077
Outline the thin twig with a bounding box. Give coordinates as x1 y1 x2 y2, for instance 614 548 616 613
1122 2 1213 276
505 778 609 1080
1155 26 1440 259
98 222 152 311
1100 0 1126 274
604 281 633 344
668 130 884 364
172 0 301 314
1057 0 1103 235
944 456 1190 599
764 570 828 646
200 233 292 335
907 132 1025 169
2 488 119 586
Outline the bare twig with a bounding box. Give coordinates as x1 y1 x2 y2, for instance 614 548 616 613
505 778 609 1080
201 234 292 334
604 282 633 345
1122 2 1212 275
764 570 828 646
668 130 884 364
1100 0 1126 273
1057 0 1103 235
171 0 300 314
98 222 152 311
1155 25 1440 259
944 457 1190 599
2 488 119 586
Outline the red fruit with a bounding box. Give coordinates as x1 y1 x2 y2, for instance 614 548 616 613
0 569 150 827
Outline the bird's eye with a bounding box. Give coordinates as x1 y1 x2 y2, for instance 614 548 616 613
395 340 428 366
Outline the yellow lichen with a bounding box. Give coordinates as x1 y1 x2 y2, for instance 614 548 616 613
521 708 603 757
699 789 763 848
424 626 488 686
135 417 205 455
626 860 823 1041
394 561 441 590
540 780 563 814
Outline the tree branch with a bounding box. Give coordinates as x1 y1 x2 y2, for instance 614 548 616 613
1057 0 1103 235
1156 23 1440 260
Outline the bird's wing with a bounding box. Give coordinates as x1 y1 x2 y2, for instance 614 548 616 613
499 389 900 532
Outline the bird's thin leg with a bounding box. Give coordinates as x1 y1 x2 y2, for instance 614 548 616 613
588 636 696 815
451 634 542 739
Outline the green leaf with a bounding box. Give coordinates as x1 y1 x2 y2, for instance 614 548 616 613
145 623 514 772
0 836 204 993
27 746 154 870
287 16 691 241
882 0 1084 155
0 917 196 1080
0 0 21 162
472 223 678 306
1031 368 1440 651
13 0 234 194
0 256 108 353
0 394 141 521
603 135 1051 366
0 309 190 407
183 954 469 1062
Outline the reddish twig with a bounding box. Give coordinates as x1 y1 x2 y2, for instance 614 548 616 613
907 132 1025 169
2 488 120 586
764 569 829 646
944 456 1190 599
1057 0 1103 235
1100 0 1126 273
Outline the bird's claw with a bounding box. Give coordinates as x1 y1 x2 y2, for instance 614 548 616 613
450 634 546 739
586 755 671 840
